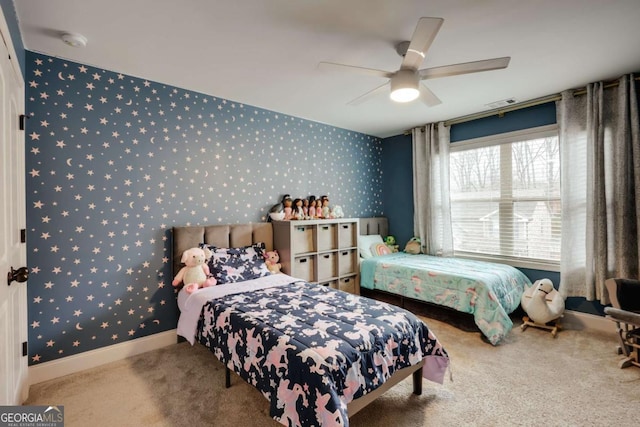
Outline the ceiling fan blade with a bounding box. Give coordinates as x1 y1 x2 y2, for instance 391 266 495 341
419 83 442 107
419 56 511 80
401 17 444 70
347 82 389 106
317 61 393 79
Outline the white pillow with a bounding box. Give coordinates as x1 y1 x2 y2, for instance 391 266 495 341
358 234 384 259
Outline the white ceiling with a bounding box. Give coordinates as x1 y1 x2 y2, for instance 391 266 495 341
14 0 640 138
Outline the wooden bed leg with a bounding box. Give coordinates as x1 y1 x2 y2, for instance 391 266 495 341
412 367 423 395
225 367 231 388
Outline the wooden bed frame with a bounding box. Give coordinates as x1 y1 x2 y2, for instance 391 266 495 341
172 221 423 418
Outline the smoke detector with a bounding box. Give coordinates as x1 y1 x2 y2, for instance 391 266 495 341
61 33 87 48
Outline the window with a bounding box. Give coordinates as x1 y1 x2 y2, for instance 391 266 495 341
449 125 560 269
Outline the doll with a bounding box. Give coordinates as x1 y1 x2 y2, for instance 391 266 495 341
268 193 290 221
320 195 331 219
292 198 304 220
315 195 324 218
302 198 309 218
269 194 290 214
283 197 293 220
308 196 317 219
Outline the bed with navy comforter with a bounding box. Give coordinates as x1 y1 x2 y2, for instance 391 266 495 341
360 253 531 345
178 274 449 427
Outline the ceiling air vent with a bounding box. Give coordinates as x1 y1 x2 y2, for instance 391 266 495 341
485 98 517 109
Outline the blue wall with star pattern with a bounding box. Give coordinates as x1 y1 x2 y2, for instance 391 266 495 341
25 51 383 365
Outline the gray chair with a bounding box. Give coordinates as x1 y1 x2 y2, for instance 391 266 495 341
604 278 640 369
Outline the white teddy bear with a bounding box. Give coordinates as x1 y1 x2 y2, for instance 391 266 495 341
172 247 217 294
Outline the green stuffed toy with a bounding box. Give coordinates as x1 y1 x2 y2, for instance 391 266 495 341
384 235 399 253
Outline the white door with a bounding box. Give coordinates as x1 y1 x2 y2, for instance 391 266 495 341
0 11 28 405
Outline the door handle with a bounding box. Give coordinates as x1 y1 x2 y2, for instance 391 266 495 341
7 267 28 286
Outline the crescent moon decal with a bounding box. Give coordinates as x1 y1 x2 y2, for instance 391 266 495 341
126 99 133 105
150 137 155 143
66 158 72 166
231 115 236 122
153 320 160 324
116 264 122 272
58 72 66 81
75 323 83 330
129 201 134 209
205 171 209 177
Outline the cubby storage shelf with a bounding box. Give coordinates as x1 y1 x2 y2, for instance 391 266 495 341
272 218 360 295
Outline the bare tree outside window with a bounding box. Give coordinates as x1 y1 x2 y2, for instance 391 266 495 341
450 131 560 264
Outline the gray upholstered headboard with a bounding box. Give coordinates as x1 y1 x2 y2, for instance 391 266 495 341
172 219 386 275
359 217 389 237
172 223 273 277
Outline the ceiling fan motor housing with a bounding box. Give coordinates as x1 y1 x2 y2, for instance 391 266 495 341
395 40 411 57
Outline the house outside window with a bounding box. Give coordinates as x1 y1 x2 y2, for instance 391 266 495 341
449 125 560 271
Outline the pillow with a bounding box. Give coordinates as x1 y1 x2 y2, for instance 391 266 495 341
200 242 271 284
370 242 392 256
358 234 384 259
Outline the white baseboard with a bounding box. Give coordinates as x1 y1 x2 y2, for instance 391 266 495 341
29 329 178 386
26 312 615 386
561 310 615 334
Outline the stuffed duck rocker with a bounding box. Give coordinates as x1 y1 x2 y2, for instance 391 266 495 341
521 279 565 336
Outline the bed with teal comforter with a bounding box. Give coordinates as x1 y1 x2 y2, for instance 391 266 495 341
360 253 531 345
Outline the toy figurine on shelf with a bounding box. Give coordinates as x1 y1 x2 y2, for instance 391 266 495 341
283 197 294 220
302 198 309 218
320 195 331 219
308 196 317 219
268 194 290 221
292 198 305 220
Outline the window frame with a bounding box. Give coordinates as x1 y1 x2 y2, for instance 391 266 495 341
449 124 560 272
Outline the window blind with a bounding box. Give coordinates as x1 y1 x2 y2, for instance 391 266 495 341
449 125 561 266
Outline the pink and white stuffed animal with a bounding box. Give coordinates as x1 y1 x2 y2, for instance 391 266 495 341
264 250 282 274
172 247 217 294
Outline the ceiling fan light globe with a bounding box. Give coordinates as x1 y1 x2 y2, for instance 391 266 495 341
390 70 420 103
390 87 419 103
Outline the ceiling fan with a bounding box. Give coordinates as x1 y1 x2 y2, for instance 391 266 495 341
318 17 510 106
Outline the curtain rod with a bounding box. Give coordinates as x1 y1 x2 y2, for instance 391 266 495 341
405 75 640 131
443 93 560 126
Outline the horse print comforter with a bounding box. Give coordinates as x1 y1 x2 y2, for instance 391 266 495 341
193 278 449 427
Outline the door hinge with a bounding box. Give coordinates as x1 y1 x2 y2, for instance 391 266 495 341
21 229 26 243
22 341 27 357
19 114 29 131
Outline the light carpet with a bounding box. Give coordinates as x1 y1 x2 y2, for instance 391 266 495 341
25 302 639 427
